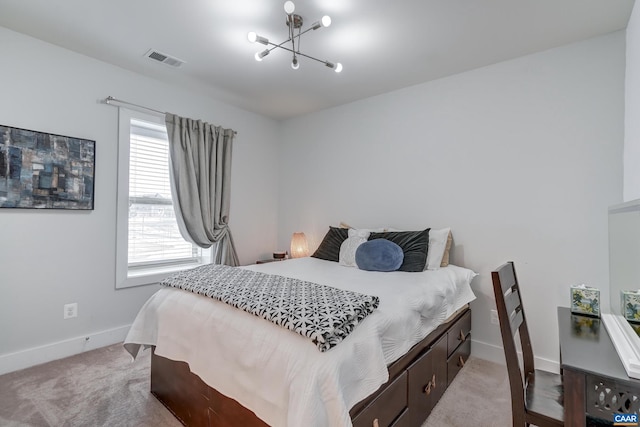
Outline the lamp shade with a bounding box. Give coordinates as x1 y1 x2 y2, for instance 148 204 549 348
290 232 309 258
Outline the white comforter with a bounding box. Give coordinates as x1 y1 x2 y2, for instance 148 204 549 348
124 257 477 427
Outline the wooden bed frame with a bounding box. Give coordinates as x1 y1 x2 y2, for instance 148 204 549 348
150 307 471 427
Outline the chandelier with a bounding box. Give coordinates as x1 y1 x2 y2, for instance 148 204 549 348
247 1 343 73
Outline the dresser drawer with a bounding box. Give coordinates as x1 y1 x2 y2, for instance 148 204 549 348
407 334 447 426
447 338 471 385
407 346 433 425
390 408 410 427
352 371 408 427
447 310 471 357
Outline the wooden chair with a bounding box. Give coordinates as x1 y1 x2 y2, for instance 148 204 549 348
492 261 564 427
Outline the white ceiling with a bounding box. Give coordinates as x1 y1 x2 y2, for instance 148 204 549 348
0 0 634 120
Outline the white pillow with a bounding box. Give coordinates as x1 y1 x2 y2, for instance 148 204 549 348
340 222 387 233
339 228 370 267
426 227 451 270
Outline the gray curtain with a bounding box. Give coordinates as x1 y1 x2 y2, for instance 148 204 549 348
165 113 239 266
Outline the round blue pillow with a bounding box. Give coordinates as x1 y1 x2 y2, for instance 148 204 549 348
355 239 404 272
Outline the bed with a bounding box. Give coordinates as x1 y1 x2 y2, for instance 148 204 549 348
124 237 476 427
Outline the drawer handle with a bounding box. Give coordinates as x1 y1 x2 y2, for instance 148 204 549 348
459 330 466 342
432 374 436 390
423 381 432 395
373 418 380 427
458 355 466 367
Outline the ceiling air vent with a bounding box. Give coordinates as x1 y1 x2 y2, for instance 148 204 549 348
144 49 185 68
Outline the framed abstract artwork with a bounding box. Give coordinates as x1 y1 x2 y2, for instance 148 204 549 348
0 124 95 210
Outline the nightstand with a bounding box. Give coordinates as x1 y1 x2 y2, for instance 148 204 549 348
256 258 285 264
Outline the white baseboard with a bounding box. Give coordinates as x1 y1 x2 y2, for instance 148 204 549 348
0 324 131 376
471 338 560 373
0 330 561 377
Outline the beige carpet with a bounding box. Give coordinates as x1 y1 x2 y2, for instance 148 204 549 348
0 344 511 426
0 344 181 427
423 357 511 427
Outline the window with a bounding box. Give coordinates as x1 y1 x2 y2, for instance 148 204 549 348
116 109 209 288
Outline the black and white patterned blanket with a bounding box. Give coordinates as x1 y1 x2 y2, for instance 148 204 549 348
160 264 380 352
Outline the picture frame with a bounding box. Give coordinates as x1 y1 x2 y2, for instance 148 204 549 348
0 124 95 210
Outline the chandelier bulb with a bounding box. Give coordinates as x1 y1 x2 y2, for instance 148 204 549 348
284 1 295 15
248 32 269 45
335 62 343 73
321 15 332 28
291 57 299 70
255 50 270 61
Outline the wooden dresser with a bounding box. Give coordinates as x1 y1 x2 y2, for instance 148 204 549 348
351 309 471 427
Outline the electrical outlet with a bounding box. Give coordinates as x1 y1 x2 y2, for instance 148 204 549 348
490 309 499 325
64 303 78 319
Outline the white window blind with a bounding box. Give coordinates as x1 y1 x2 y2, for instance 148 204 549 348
127 119 200 268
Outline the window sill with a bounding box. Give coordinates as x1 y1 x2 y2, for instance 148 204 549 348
117 261 205 289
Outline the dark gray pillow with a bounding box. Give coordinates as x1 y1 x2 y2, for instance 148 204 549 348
355 239 404 272
311 227 349 262
368 228 430 272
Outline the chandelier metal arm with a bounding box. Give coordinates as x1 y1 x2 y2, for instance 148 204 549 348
293 26 316 40
265 43 327 66
264 23 322 57
264 37 294 55
274 27 313 49
288 16 296 54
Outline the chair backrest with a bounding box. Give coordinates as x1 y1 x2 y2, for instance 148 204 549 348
491 262 535 417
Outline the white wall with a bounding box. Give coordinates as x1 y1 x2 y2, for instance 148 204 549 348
278 32 625 369
0 27 280 373
625 2 640 201
0 23 627 375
